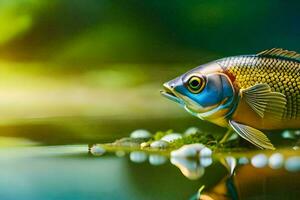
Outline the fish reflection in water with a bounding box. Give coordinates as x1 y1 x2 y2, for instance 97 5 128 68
197 153 300 200
125 151 300 200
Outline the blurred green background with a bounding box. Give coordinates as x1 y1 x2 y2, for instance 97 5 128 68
0 0 299 144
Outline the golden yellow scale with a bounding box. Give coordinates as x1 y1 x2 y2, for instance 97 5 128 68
218 48 300 130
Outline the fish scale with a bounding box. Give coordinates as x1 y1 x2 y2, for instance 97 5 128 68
217 56 300 119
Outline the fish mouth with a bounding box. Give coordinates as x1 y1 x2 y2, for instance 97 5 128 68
160 83 183 104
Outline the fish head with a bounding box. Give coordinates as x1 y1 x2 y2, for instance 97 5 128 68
161 62 236 121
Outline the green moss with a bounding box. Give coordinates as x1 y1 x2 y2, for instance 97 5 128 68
169 133 217 149
153 129 173 141
150 129 241 151
104 129 250 154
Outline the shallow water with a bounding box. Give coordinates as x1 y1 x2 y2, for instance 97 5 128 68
0 118 299 200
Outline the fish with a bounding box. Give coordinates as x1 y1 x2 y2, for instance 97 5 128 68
161 48 300 150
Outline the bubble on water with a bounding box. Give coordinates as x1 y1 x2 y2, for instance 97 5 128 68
161 133 182 142
251 154 268 168
130 129 152 139
90 145 106 156
149 154 167 166
285 156 300 172
268 153 284 169
130 151 147 163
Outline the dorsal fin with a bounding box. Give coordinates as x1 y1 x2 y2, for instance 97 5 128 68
257 48 300 61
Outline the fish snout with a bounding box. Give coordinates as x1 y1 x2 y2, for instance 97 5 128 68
164 76 182 89
160 77 183 104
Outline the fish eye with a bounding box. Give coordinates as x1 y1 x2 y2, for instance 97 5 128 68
187 75 205 93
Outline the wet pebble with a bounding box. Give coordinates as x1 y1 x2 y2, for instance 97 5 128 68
90 145 106 156
130 151 147 163
161 133 182 142
171 143 211 158
150 140 169 149
184 127 200 136
130 129 152 139
268 153 284 169
140 142 150 148
285 156 300 172
251 154 268 168
149 154 167 166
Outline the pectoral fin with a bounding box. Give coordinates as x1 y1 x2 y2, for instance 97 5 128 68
241 83 286 119
229 120 275 150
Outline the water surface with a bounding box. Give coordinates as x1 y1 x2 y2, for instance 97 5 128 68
0 118 299 200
